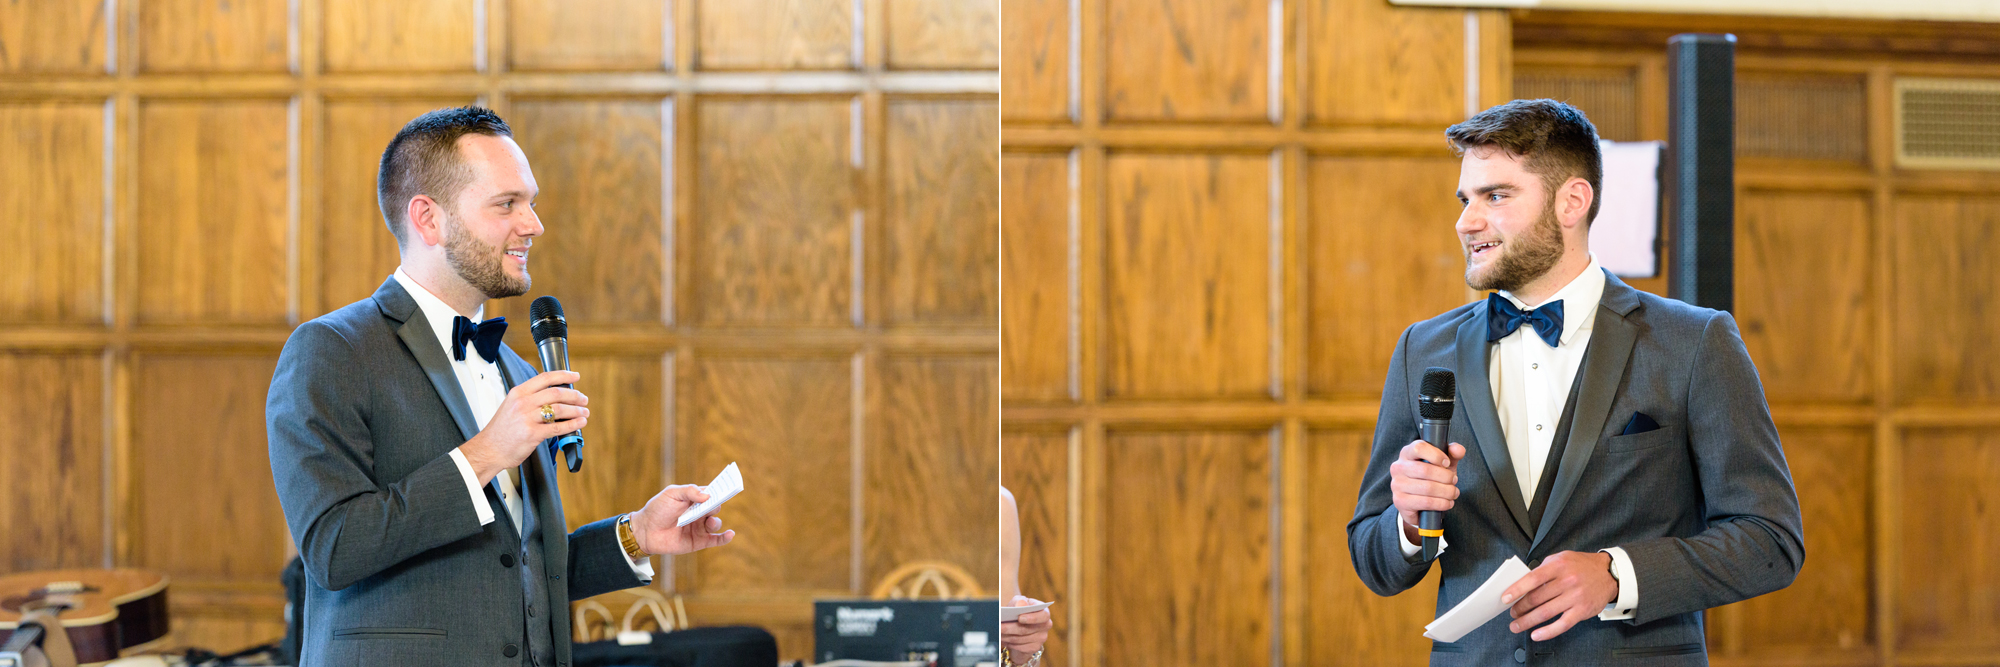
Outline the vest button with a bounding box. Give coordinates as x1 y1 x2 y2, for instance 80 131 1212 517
504 644 520 658
528 604 536 617
501 553 516 568
1514 647 1527 663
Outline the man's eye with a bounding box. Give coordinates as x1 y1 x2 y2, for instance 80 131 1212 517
1488 193 1505 203
501 201 512 210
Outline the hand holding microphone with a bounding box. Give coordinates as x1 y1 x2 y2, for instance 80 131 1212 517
1391 367 1463 560
530 296 586 472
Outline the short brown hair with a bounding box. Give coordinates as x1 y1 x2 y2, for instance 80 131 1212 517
377 106 513 246
1445 99 1603 225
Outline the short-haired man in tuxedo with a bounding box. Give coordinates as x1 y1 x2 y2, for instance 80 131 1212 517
269 106 735 667
1348 99 1804 665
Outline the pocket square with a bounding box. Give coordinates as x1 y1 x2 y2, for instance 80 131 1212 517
1621 412 1660 436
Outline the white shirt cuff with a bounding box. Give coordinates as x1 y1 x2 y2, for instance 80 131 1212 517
1598 546 1638 620
1397 514 1447 559
448 448 495 526
627 553 656 582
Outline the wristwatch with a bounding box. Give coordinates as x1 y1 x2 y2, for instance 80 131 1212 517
616 512 648 564
1000 647 1043 667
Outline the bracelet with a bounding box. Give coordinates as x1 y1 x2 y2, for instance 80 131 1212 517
615 512 647 564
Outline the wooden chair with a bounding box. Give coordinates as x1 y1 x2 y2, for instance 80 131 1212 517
571 587 692 643
869 561 983 600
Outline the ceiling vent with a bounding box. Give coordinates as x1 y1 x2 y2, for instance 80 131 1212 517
1896 77 2000 170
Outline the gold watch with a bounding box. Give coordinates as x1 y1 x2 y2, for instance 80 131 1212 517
616 512 647 564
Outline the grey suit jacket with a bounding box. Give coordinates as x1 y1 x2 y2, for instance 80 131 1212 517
268 277 644 667
1348 270 1805 666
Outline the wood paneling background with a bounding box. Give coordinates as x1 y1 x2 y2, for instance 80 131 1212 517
1003 5 2000 667
0 1 996 661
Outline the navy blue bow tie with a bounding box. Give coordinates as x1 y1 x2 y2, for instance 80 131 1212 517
1486 293 1564 347
451 315 508 363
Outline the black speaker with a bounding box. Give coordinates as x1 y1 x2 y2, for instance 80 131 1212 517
1665 33 1735 312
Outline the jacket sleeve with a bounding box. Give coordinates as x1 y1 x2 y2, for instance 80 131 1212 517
267 321 485 591
1347 325 1435 596
1617 311 1806 625
566 516 648 600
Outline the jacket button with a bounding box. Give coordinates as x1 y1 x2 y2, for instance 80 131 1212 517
501 553 516 568
1528 558 1542 569
528 603 536 617
1514 647 1527 663
504 644 520 658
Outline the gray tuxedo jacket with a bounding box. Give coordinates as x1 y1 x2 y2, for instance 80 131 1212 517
1348 270 1805 666
268 277 644 667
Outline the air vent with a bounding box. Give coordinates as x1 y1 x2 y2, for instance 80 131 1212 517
1896 78 2000 170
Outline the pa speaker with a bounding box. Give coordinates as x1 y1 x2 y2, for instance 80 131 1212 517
1665 33 1735 313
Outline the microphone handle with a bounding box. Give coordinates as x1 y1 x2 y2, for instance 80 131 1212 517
537 338 586 473
1419 417 1450 560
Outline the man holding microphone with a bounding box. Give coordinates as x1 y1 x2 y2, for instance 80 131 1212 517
268 106 734 667
1347 99 1804 665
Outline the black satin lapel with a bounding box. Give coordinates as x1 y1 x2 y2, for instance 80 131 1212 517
1530 305 1638 550
1456 315 1535 540
396 315 481 442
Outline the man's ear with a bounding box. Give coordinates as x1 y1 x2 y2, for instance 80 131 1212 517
406 195 446 247
1559 177 1594 230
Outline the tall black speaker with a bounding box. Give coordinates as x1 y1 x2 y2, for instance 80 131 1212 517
1665 33 1735 312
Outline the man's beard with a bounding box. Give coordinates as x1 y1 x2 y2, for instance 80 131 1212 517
442 210 530 299
1465 200 1565 293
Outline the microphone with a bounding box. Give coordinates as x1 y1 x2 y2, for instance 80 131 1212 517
529 296 584 473
1417 367 1456 561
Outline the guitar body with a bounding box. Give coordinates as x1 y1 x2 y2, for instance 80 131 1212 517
0 569 169 663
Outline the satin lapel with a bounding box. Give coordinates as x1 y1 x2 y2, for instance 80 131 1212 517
1529 303 1638 550
498 354 566 550
1456 314 1535 540
396 314 481 443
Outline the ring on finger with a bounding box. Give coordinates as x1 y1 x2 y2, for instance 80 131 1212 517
539 404 557 423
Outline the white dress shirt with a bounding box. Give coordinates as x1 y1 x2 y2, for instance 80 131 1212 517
1398 255 1636 620
393 268 653 580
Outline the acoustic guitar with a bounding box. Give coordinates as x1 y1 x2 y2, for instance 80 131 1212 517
0 569 169 665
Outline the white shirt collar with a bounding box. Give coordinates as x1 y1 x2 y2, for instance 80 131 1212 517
1497 253 1605 346
392 266 486 358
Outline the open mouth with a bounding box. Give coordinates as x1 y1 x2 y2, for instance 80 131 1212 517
1469 240 1501 258
505 249 528 263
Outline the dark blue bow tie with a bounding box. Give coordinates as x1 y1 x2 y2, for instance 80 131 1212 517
451 315 508 363
1486 293 1564 347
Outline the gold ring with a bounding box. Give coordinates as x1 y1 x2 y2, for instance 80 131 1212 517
539 404 556 423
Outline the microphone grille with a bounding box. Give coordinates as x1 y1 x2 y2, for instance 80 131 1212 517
529 296 567 342
1420 367 1456 399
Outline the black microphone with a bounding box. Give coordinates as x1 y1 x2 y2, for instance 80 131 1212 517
1417 367 1456 561
529 296 584 473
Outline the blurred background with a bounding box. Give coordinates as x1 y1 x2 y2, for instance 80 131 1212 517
0 0 996 662
999 1 2000 666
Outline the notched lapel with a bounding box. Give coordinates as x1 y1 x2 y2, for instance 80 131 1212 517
1530 287 1641 550
1456 313 1535 541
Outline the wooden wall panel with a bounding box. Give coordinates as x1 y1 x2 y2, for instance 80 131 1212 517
137 99 291 325
1304 156 1468 398
139 0 290 73
999 0 1068 122
0 1 107 74
866 356 1000 591
0 101 105 324
510 0 668 71
1513 66 1639 142
678 356 852 596
887 0 998 70
695 0 855 71
1737 73 1867 163
1897 428 2000 656
0 354 104 573
1103 430 1271 666
319 98 472 313
883 98 998 326
1892 196 2000 404
689 98 855 326
511 98 667 325
1716 426 1872 657
1104 153 1271 400
1302 429 1437 666
551 355 666 542
322 0 478 73
131 354 289 582
1736 191 1872 404
1001 430 1070 666
1000 152 1070 402
1103 0 1267 122
1306 0 1464 127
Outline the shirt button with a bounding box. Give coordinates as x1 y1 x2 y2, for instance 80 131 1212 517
1535 424 1544 431
1531 363 1539 370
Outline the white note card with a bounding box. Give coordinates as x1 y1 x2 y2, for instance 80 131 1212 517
1423 556 1531 643
676 462 743 528
1000 600 1053 623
